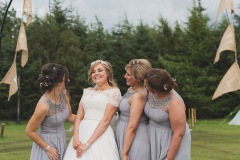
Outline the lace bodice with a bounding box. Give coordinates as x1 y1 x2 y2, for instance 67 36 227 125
80 88 121 121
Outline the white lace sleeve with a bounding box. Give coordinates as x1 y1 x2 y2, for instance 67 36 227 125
79 88 89 105
106 88 121 107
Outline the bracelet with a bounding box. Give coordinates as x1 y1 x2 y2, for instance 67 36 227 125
44 145 51 152
85 142 91 147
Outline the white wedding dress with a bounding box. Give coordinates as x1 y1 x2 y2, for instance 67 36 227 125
63 88 121 160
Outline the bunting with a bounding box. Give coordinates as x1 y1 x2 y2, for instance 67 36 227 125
16 22 28 67
0 58 18 100
214 23 236 63
0 0 32 100
215 0 234 23
212 61 240 100
23 0 32 26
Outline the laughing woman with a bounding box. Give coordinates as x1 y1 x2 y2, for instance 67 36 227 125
63 60 121 160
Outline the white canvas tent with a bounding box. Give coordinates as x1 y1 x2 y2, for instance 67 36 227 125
229 110 240 125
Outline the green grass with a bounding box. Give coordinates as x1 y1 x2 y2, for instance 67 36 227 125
0 120 239 160
191 120 240 160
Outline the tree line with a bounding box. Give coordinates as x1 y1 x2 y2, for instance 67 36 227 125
0 0 240 121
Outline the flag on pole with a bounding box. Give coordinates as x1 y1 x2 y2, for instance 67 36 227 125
0 58 18 100
212 61 240 100
215 0 234 23
23 0 32 26
214 23 236 63
16 22 28 67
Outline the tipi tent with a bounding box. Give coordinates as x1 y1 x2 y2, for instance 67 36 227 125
229 110 240 125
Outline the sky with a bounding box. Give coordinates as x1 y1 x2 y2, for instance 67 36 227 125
8 0 240 29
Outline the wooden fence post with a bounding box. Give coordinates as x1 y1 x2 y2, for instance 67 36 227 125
1 123 5 137
188 108 191 125
188 108 197 128
191 108 195 128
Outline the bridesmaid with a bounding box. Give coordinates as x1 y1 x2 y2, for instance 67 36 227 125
26 63 76 160
116 59 152 160
144 68 191 160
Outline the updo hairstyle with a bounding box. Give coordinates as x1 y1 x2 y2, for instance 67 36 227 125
144 68 178 93
38 63 69 92
125 59 152 86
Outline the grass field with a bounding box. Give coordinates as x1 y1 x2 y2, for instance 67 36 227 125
0 120 239 160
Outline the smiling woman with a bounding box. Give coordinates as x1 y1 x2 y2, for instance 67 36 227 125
63 59 121 160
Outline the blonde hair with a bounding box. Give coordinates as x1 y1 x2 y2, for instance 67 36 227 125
88 59 118 87
125 59 152 86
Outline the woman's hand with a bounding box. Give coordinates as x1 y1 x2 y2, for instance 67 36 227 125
73 137 81 150
46 146 60 160
122 154 130 160
76 143 89 158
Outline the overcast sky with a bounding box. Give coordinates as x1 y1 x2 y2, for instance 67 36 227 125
9 0 239 29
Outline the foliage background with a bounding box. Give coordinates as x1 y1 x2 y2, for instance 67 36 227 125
1 0 240 120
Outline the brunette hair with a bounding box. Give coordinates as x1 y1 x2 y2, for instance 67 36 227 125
144 68 178 92
38 63 69 92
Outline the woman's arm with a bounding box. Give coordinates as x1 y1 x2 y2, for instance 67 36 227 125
122 92 146 159
73 102 84 149
65 93 76 123
166 99 186 160
25 102 60 160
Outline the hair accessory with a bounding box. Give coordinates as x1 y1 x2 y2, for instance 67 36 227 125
40 82 43 87
45 75 49 79
44 82 48 86
163 84 168 91
90 60 108 66
53 66 56 71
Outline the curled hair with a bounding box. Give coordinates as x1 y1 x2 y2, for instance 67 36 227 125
144 68 178 93
88 59 118 87
38 63 69 92
125 59 152 86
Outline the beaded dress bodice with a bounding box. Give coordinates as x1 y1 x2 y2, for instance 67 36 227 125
38 92 69 134
145 90 182 128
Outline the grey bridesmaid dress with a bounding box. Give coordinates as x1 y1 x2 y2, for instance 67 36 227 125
145 91 191 160
116 88 150 160
30 93 69 160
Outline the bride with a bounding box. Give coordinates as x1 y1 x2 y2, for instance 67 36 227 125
63 60 121 160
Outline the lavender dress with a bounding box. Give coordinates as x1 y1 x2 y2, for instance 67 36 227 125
30 93 69 160
145 90 191 160
116 88 150 160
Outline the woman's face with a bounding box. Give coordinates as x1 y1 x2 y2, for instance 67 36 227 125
124 68 138 87
91 64 108 85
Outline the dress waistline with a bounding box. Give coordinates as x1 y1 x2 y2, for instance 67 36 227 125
83 117 101 121
149 120 171 129
119 115 148 124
